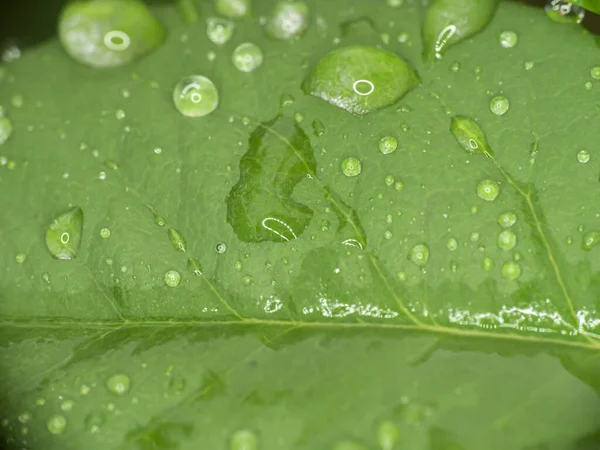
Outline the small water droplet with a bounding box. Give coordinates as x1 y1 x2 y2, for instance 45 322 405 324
84 412 105 434
241 275 253 285
11 94 24 108
173 75 219 117
577 149 590 163
266 1 310 40
449 62 460 72
294 112 305 123
312 118 325 136
98 171 107 180
232 42 263 72
379 136 398 155
524 61 534 71
585 81 593 91
234 260 243 272
60 400 75 412
115 109 125 120
499 30 518 48
591 66 600 80
395 181 404 191
582 231 600 251
408 243 429 267
498 212 517 228
502 261 521 280
384 175 395 186
46 414 67 435
154 147 162 154
397 31 409 43
187 257 203 275
106 257 113 265
447 238 458 251
167 227 187 252
42 272 51 284
216 242 227 253
105 159 119 170
106 373 131 396
231 429 258 450
164 270 182 288
342 156 362 177
477 179 500 202
377 420 399 450
216 0 250 18
18 412 32 424
15 253 26 264
498 230 517 251
45 207 83 260
384 230 393 239
280 93 295 107
206 17 235 45
100 227 111 239
0 117 13 145
80 384 91 396
489 96 510 116
482 257 494 271
470 232 480 242
450 115 494 157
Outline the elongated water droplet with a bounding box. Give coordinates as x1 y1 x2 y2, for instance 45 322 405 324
489 96 509 115
231 429 258 450
167 227 187 252
377 420 399 450
42 272 51 284
173 75 219 117
498 212 517 228
577 149 590 163
582 231 600 251
423 0 499 60
58 0 165 68
266 1 310 40
450 115 494 157
215 0 250 18
207 17 235 45
303 45 419 115
0 117 13 145
232 42 264 72
409 244 429 267
379 136 398 154
477 179 500 201
499 30 518 48
45 207 83 260
502 261 521 280
106 373 131 396
47 414 67 435
187 257 203 275
545 0 585 23
342 157 362 177
312 118 325 137
164 270 182 287
153 212 166 227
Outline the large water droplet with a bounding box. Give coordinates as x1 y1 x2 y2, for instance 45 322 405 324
168 227 187 252
577 149 590 164
498 212 517 228
164 270 182 287
215 0 250 18
377 420 399 450
0 117 13 145
409 243 429 267
231 429 258 450
58 0 165 68
45 207 83 260
46 414 67 435
379 136 398 155
582 231 600 251
499 30 518 48
489 96 509 116
207 17 235 45
477 179 500 201
266 1 310 40
342 157 362 177
106 373 131 396
450 116 494 157
498 230 517 251
173 75 219 118
232 42 264 72
545 0 585 24
502 261 521 280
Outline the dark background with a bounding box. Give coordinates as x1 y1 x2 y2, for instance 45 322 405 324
0 0 599 51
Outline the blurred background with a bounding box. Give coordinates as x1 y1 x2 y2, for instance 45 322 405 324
0 0 599 53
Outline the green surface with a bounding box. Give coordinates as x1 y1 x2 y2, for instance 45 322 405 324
1 0 600 449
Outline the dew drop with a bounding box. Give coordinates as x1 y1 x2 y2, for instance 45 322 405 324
11 94 24 108
499 30 518 48
167 227 187 252
498 212 517 228
502 261 521 280
15 253 26 264
187 257 203 275
498 230 517 251
384 230 393 239
294 112 305 123
477 179 500 202
342 157 362 177
18 412 32 424
591 66 600 80
447 237 458 251
241 275 253 285
577 149 590 164
266 1 310 40
482 257 494 271
280 93 295 107
312 118 325 137
42 272 51 284
153 212 166 227
60 400 75 412
115 109 125 120
582 231 600 251
173 75 219 118
408 243 429 267
231 429 258 450
215 0 250 18
234 260 243 272
449 62 460 72
164 270 182 288
45 207 83 260
216 242 227 253
524 61 534 71
585 81 593 91
379 136 398 155
384 175 395 186
84 412 105 434
450 115 494 157
470 232 480 242
377 420 399 450
206 17 235 45
106 373 131 395
489 96 509 116
80 384 91 395
46 414 67 435
395 181 404 191
100 227 111 239
0 117 13 145
232 42 264 72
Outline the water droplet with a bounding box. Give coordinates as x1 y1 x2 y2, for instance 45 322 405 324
591 66 600 80
312 118 325 136
450 115 494 157
0 117 13 145
36 398 46 406
498 212 517 228
234 260 243 271
80 384 91 395
342 157 362 177
477 179 500 202
470 232 480 242
18 412 32 424
577 149 590 163
106 257 113 265
15 253 26 264
42 272 51 284
489 96 509 116
11 94 24 108
545 0 585 24
294 112 305 123
582 231 600 251
173 75 219 117
232 42 264 72
447 237 458 251
499 30 518 48
216 0 250 18
84 412 105 433
280 93 295 107
498 230 517 251
377 420 399 450
58 0 166 68
106 373 131 395
60 400 75 412
187 257 203 275
231 429 258 450
154 147 162 155
164 270 182 288
379 136 398 155
266 1 310 40
408 243 429 267
449 62 460 72
153 212 166 227
384 230 393 239
46 414 67 435
115 109 125 120
395 181 404 191
585 81 593 91
45 207 83 260
482 257 494 271
100 227 111 239
524 61 534 71
241 275 253 285
167 227 187 252
384 175 395 186
502 261 521 280
206 17 235 45
397 32 409 43
216 242 227 253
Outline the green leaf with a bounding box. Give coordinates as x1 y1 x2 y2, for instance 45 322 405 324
572 0 600 14
1 1 600 449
